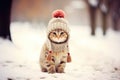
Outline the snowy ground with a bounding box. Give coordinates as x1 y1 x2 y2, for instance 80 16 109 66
0 22 120 80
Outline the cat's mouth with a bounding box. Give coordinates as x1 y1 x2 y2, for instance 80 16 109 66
48 37 68 44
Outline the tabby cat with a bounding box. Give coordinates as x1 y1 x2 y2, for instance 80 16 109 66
39 10 71 73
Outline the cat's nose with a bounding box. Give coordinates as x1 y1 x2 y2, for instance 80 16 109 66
57 36 60 39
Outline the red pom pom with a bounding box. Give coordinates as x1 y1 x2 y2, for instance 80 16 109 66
52 10 65 18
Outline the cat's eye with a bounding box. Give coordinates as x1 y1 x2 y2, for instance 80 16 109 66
53 32 56 35
61 32 64 35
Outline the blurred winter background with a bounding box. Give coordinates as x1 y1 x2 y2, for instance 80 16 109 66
0 0 120 80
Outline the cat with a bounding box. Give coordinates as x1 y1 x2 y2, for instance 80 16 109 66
40 29 71 73
39 9 71 73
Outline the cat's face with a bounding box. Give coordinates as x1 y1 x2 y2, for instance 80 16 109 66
48 29 68 44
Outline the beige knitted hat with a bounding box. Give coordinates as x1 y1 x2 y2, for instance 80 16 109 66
46 10 71 62
47 9 69 36
46 9 70 52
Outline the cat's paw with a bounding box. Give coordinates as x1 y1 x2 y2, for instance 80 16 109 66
41 68 47 72
56 67 64 73
48 66 56 74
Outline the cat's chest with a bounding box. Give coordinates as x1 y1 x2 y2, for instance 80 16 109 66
51 43 68 52
52 51 67 65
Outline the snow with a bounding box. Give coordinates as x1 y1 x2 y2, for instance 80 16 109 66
100 4 108 13
0 22 120 80
88 0 99 7
70 0 86 9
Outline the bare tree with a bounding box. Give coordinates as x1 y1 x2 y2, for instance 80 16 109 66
85 0 113 35
0 0 12 40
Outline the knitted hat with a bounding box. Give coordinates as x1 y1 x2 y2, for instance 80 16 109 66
46 10 71 62
47 9 69 36
46 9 70 52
